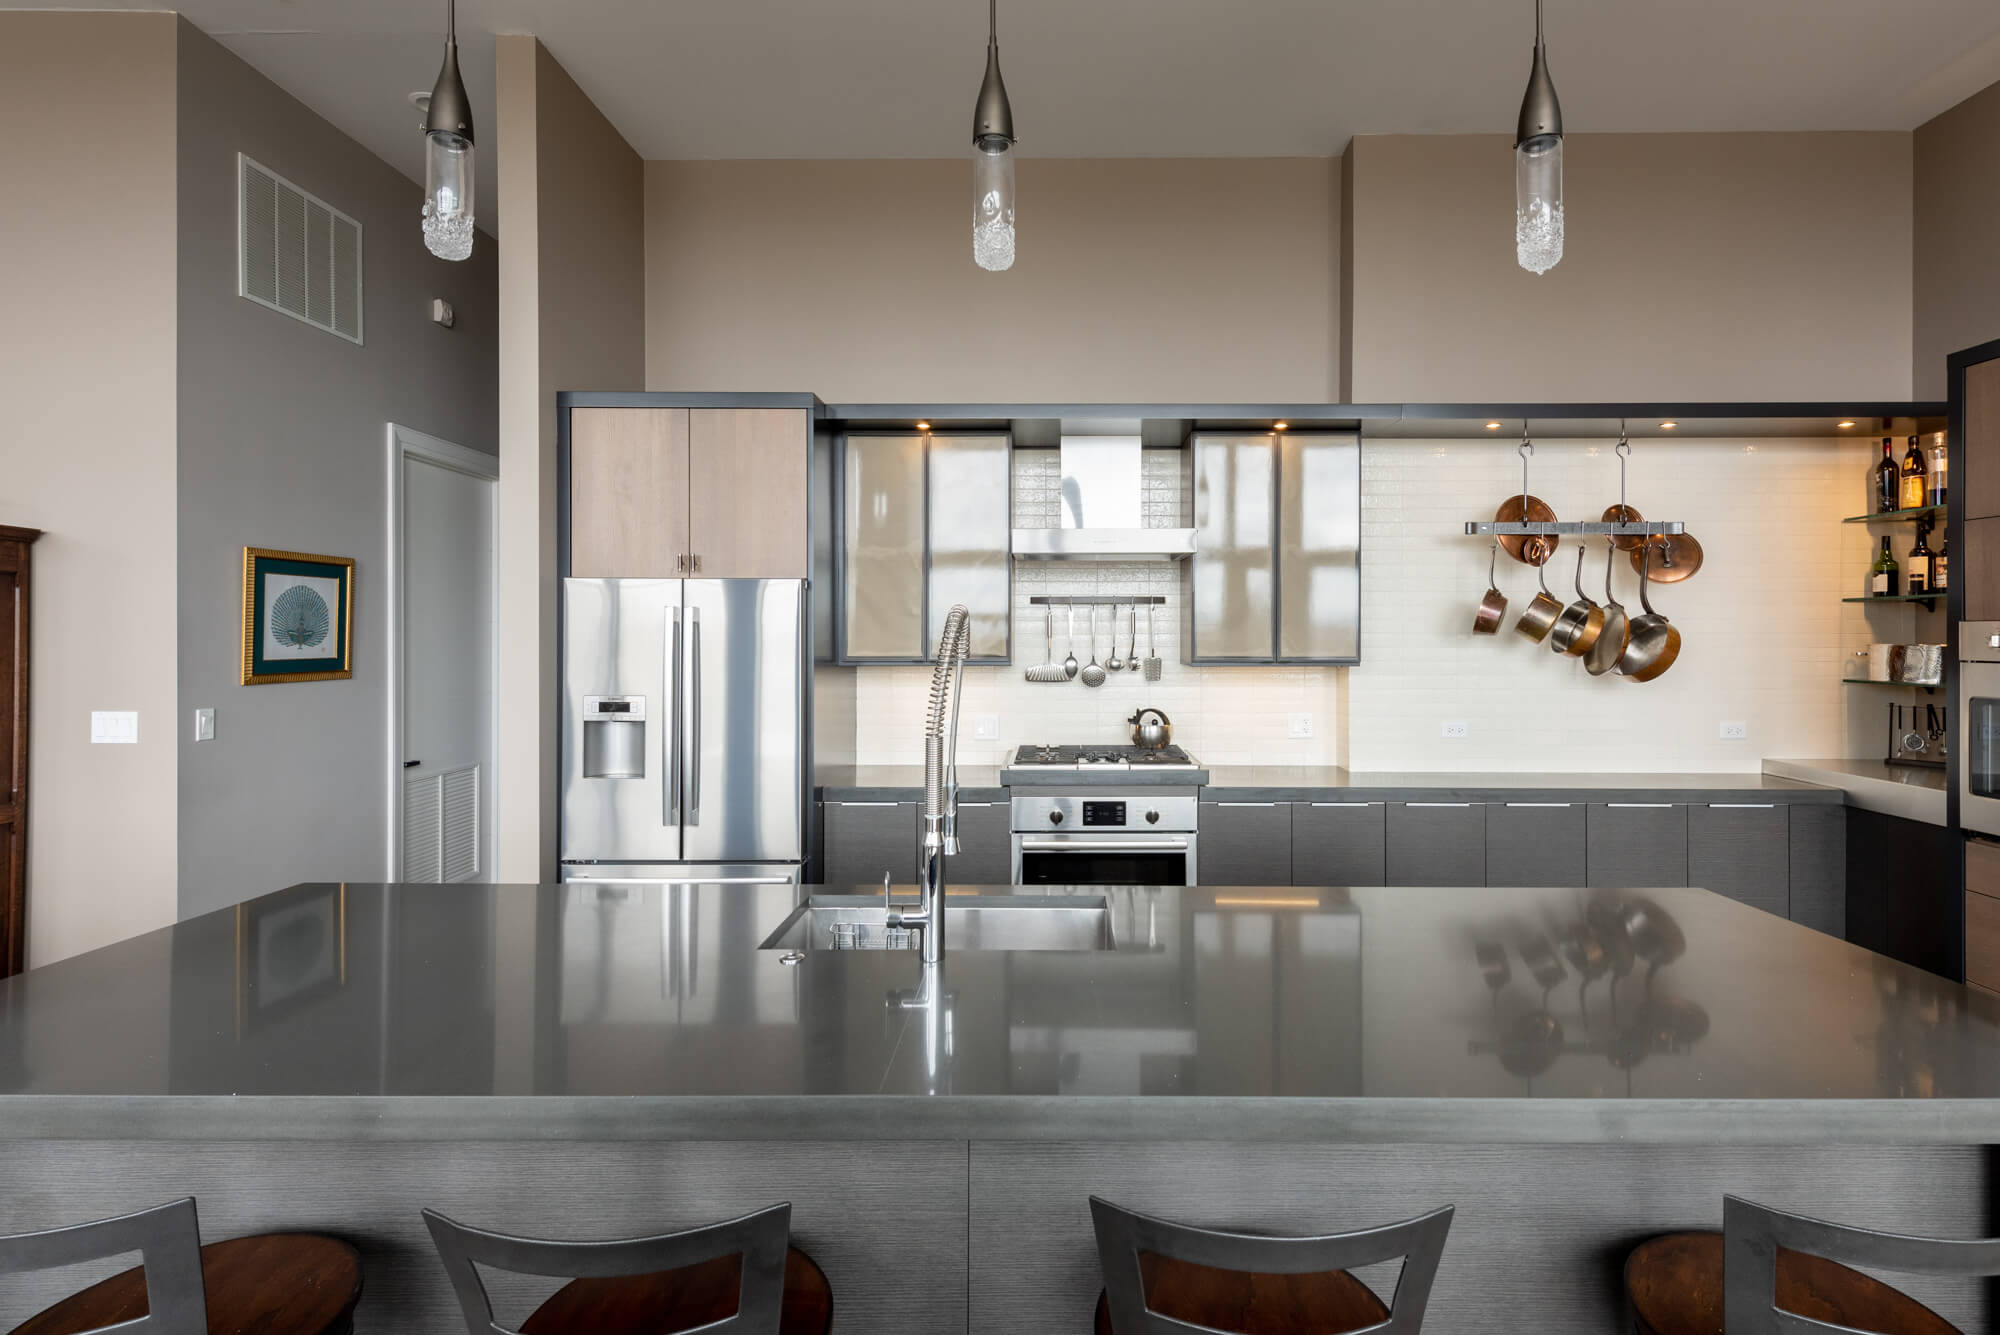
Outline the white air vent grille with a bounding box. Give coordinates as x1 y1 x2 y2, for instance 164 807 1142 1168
238 154 363 344
403 763 480 883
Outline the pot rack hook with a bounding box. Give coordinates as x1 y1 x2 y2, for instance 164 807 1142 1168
1616 420 1631 507
1519 422 1535 511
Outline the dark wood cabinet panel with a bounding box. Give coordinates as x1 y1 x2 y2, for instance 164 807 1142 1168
1386 803 1484 886
1965 516 2000 621
1485 803 1585 887
1788 804 1845 938
1848 809 1962 980
1963 357 2000 521
0 526 36 979
1585 804 1688 889
1687 804 1789 919
823 801 918 889
948 802 1012 886
1198 802 1294 886
1291 803 1386 887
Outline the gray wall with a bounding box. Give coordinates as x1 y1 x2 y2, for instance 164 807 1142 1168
1914 75 2000 398
175 20 498 918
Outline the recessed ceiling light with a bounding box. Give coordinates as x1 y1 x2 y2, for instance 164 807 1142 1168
1659 421 1678 430
1486 421 1503 430
1838 420 1856 429
1273 421 1289 431
915 421 932 431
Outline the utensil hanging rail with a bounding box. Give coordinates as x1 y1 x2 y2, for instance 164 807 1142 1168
1464 519 1685 537
1028 595 1168 606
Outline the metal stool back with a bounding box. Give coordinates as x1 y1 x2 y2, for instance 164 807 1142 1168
1724 1194 2000 1335
0 1198 207 1335
1089 1197 1454 1335
422 1202 792 1335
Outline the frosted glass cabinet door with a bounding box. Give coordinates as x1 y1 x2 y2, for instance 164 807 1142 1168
843 434 925 659
1190 433 1276 660
928 434 1011 660
1278 432 1360 661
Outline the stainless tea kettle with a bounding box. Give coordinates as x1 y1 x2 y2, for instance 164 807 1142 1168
1127 708 1172 750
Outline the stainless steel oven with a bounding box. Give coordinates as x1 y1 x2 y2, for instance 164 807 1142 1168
1961 623 2000 837
1011 795 1198 886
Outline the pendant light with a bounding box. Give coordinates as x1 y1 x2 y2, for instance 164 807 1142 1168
970 0 1017 272
1513 0 1564 275
422 0 476 262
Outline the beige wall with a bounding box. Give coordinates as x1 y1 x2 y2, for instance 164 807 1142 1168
645 158 1341 403
0 13 180 965
494 37 645 882
1345 133 1914 403
1915 78 2000 400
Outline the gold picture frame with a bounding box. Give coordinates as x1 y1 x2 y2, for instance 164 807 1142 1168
240 547 355 685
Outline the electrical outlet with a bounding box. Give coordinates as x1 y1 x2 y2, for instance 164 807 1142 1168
90 711 138 744
971 714 999 741
1287 712 1313 739
1719 721 1748 740
1441 720 1469 739
194 708 215 742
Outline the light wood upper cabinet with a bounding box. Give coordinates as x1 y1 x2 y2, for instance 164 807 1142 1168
1966 358 2000 521
570 408 689 578
689 408 810 578
568 406 810 579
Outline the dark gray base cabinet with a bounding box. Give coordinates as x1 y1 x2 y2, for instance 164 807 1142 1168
1586 804 1688 889
1687 804 1789 919
1291 802 1387 887
1198 802 1294 886
949 802 1013 886
1485 803 1585 887
823 801 918 888
1386 803 1485 887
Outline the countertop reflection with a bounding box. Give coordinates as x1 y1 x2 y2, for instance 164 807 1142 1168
5 882 2000 1142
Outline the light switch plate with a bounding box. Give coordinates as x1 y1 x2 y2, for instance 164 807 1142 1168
1441 720 1470 739
1719 721 1747 740
1288 712 1313 739
971 714 999 741
91 711 138 744
194 708 215 742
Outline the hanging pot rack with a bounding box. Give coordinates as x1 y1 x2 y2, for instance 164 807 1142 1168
1464 425 1685 540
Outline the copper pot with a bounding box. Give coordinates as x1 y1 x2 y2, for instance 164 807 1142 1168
1513 540 1564 642
1618 544 1682 681
1548 545 1607 658
1473 544 1508 634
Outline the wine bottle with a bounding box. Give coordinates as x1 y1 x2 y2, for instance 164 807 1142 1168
1936 530 1950 592
1870 536 1899 596
1875 437 1898 512
1927 432 1948 509
1907 522 1933 596
1900 435 1928 511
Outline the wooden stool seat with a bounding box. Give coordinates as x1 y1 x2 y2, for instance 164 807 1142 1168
520 1245 832 1335
1093 1252 1390 1335
1626 1231 1961 1335
5 1233 362 1335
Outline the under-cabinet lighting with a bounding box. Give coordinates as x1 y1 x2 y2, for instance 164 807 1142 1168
1485 421 1503 430
1213 895 1323 909
1659 421 1678 430
1273 421 1289 431
1838 420 1857 429
915 421 932 431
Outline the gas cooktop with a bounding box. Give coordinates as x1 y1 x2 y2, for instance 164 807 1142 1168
1008 744 1201 771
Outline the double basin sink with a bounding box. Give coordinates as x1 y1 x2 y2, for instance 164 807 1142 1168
760 894 1116 953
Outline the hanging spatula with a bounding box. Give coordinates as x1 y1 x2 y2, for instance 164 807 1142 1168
1143 603 1163 681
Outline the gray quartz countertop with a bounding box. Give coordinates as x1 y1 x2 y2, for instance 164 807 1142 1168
1763 759 1948 826
4 880 1998 1145
818 766 1843 804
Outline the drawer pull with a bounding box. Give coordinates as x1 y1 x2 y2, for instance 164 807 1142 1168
1505 802 1572 808
1405 802 1473 808
1311 802 1378 808
1709 803 1776 809
1606 803 1674 809
834 801 903 808
1214 802 1279 808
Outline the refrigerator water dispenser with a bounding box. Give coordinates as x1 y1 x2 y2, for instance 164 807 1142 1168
581 696 646 778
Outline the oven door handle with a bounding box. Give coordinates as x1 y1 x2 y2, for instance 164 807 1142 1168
1017 838 1191 853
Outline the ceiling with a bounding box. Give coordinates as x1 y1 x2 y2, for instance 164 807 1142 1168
17 0 2000 234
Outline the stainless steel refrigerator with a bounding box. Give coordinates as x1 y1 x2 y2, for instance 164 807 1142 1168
560 578 806 886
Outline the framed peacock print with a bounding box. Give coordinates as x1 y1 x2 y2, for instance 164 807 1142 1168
240 547 354 685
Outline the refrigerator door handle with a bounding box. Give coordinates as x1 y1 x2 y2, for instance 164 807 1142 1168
688 607 702 825
667 606 683 825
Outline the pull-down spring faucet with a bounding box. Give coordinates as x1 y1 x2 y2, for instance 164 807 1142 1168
886 605 970 962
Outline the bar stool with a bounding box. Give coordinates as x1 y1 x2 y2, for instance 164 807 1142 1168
1089 1196 1454 1334
422 1202 831 1335
1 1197 361 1335
1624 1194 1998 1334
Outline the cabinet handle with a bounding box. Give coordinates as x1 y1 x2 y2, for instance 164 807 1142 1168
1405 802 1473 808
1708 803 1776 809
835 801 903 808
1310 802 1377 808
1505 802 1572 808
1214 802 1278 808
1606 803 1674 809
677 553 688 574
692 554 703 573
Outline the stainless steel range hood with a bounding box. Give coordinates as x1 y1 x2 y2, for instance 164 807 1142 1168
1012 433 1196 560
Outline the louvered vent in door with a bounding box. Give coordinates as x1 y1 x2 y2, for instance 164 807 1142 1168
237 154 363 343
403 764 481 883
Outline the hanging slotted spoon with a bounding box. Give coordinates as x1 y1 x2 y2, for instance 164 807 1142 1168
1080 607 1107 687
1026 607 1069 682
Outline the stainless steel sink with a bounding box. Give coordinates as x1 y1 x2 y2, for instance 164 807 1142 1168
760 895 1115 952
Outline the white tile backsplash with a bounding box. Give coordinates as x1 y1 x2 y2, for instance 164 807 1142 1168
850 434 1911 771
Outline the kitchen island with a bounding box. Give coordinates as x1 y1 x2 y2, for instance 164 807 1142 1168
3 880 1996 1331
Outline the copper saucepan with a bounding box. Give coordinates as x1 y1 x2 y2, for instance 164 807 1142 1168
1473 544 1508 634
1585 542 1631 677
1549 545 1606 658
1513 539 1564 642
1618 543 1682 681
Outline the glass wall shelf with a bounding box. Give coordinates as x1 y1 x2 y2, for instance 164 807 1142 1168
1841 504 1945 524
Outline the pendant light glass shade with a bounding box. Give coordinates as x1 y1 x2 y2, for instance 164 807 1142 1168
972 136 1015 272
970 0 1016 271
1513 0 1563 275
422 0 476 262
1515 134 1563 275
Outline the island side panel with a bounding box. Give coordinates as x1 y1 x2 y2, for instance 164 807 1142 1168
968 1142 1990 1333
0 1140 970 1334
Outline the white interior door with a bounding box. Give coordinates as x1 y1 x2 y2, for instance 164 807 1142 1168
394 427 496 882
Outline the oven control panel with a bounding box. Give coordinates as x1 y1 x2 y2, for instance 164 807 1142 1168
1010 794 1199 834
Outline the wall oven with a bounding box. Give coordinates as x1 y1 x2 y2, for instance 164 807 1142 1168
1960 623 2000 837
1011 795 1198 886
